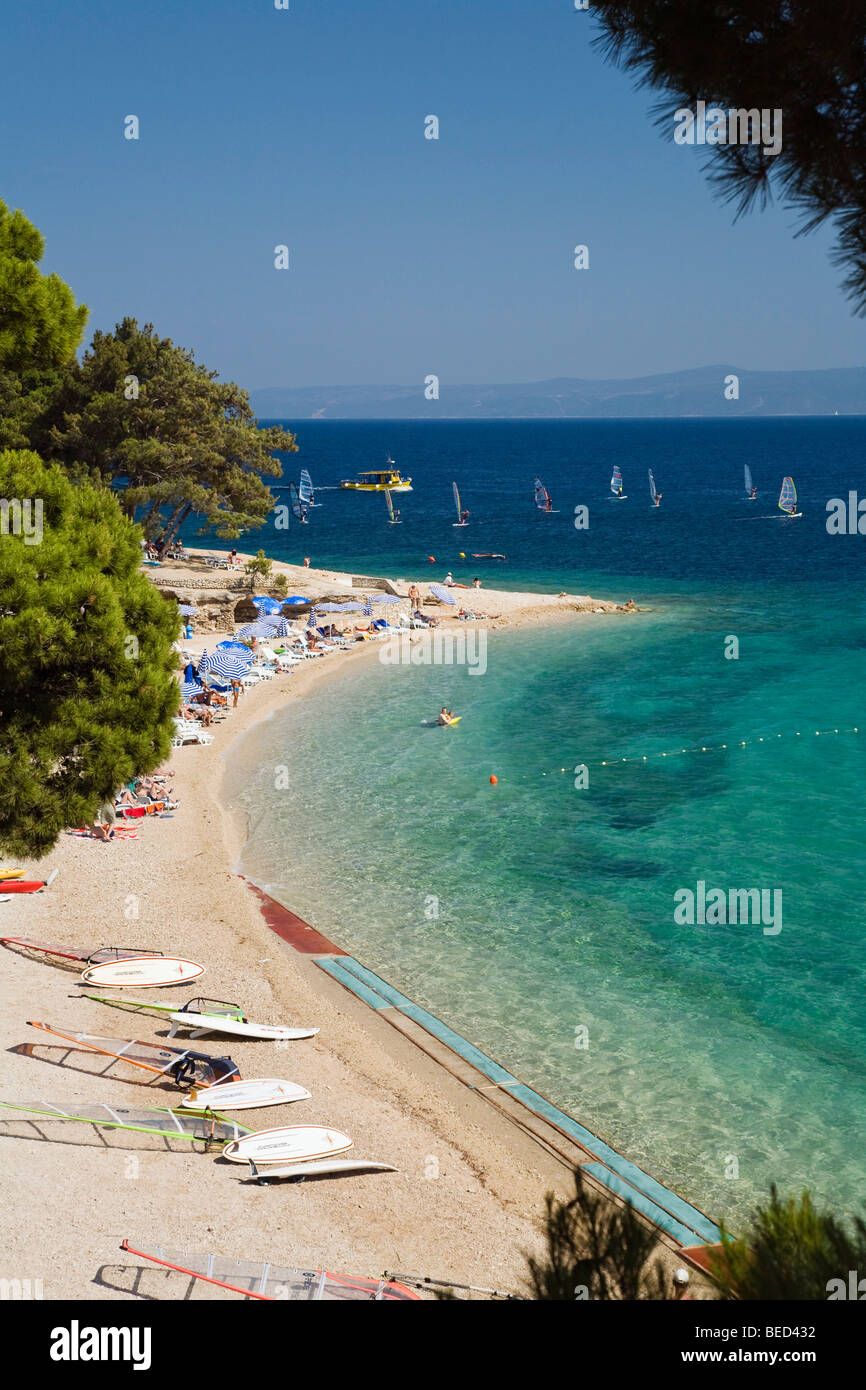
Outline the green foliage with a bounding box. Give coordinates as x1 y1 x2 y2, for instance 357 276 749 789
0 200 88 373
710 1186 866 1301
591 2 866 312
0 450 181 858
525 1168 671 1300
272 571 288 596
33 318 297 541
245 548 273 588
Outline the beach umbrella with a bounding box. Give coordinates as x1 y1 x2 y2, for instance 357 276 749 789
316 601 363 613
216 641 255 661
181 680 203 700
261 617 294 637
282 596 308 606
235 622 274 639
198 648 211 671
429 583 457 606
371 593 401 605
307 611 318 628
251 595 282 614
363 595 374 617
177 604 198 616
204 651 252 680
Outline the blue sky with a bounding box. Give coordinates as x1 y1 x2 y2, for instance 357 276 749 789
3 0 862 387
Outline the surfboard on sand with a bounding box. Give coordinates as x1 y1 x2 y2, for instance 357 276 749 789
181 1079 311 1112
247 1157 396 1183
222 1125 353 1165
80 957 205 989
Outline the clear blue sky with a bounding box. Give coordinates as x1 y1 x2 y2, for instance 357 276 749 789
4 0 862 388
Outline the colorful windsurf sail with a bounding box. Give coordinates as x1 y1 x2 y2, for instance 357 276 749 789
27 1022 239 1089
120 1241 421 1301
534 477 552 511
778 476 798 514
611 466 623 496
289 482 303 519
452 482 462 522
0 1100 248 1147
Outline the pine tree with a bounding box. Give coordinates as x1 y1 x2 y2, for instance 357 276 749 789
591 2 866 312
0 450 181 858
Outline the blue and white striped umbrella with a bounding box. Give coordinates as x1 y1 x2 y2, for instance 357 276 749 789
216 641 254 662
181 679 203 700
429 583 457 607
177 604 198 617
252 595 282 614
371 593 401 605
204 652 252 680
363 595 373 617
197 648 211 671
306 611 318 629
260 617 293 637
316 601 364 613
235 622 274 639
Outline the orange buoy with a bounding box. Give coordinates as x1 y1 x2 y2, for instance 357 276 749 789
489 775 498 785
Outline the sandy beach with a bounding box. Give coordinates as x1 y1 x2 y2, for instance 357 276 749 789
0 554 691 1302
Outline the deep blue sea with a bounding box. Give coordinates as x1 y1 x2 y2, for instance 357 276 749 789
219 418 866 1228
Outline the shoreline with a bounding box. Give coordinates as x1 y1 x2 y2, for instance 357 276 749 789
0 558 713 1300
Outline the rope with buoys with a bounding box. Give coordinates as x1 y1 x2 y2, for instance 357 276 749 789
522 725 862 777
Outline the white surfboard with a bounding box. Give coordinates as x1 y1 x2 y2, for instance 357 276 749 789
168 1013 318 1042
248 1157 396 1182
222 1125 353 1164
80 957 205 989
180 1079 311 1112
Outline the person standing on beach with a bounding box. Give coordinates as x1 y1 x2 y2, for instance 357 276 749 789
303 556 310 567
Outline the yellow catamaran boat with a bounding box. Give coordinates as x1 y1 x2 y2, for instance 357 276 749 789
340 456 412 492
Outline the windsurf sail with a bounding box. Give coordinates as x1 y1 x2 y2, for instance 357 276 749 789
534 477 551 511
452 481 462 522
611 466 623 496
121 1242 420 1301
744 464 754 497
648 469 657 504
778 476 798 514
298 469 314 506
27 1022 240 1089
384 488 395 523
1 939 161 965
85 995 245 1023
288 482 303 519
0 1100 248 1146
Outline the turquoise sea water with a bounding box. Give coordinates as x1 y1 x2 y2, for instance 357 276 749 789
221 419 866 1228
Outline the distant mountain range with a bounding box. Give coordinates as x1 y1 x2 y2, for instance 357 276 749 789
253 365 866 419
